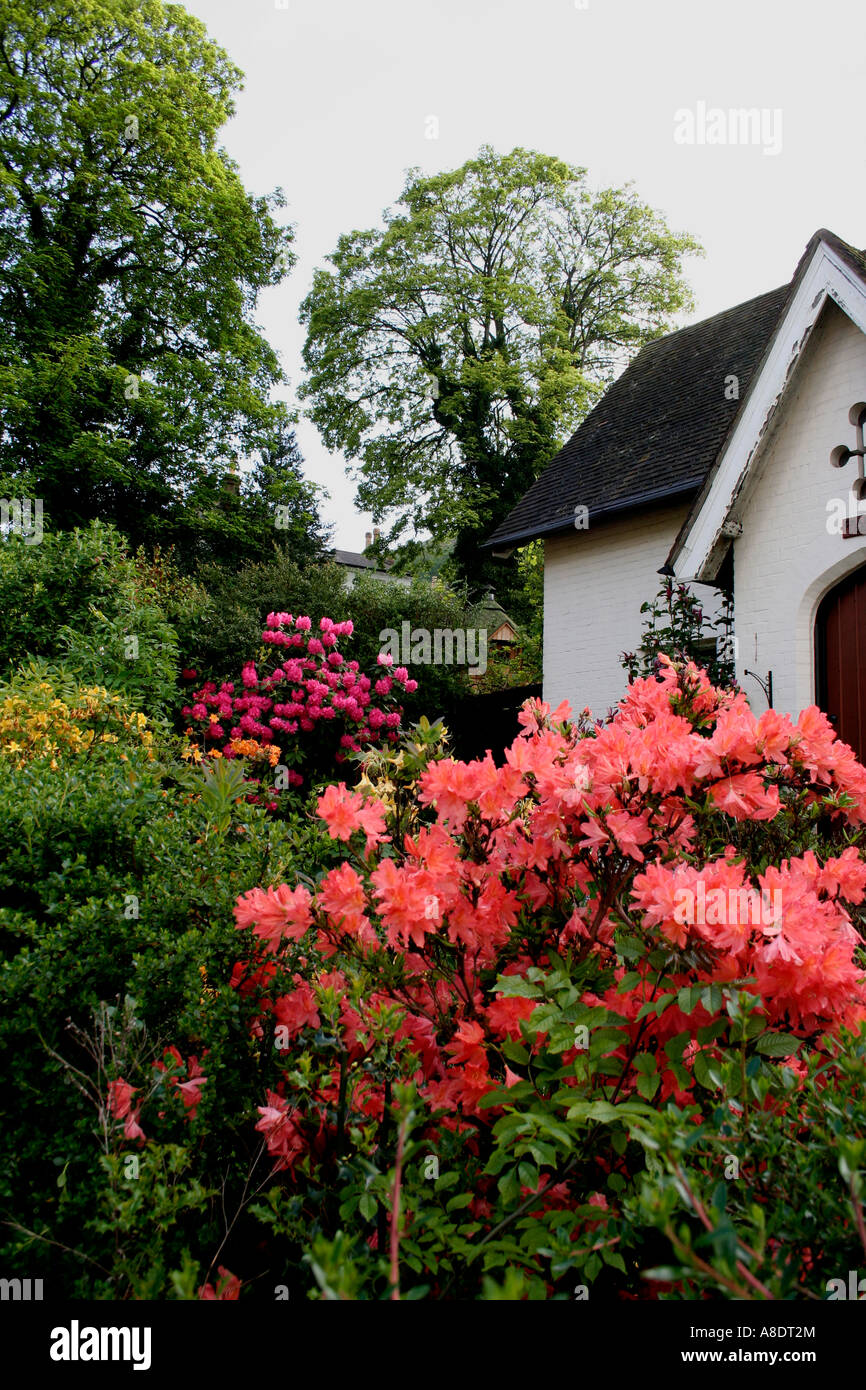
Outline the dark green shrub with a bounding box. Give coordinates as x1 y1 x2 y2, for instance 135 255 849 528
0 709 342 1297
0 521 198 718
0 521 131 673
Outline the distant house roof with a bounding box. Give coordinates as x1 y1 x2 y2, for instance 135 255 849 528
484 229 866 552
330 549 377 570
328 547 410 585
471 589 519 642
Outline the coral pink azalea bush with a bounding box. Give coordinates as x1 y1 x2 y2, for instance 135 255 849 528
124 657 866 1298
181 612 417 803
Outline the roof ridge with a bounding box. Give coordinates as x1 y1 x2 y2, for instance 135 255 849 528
639 281 791 354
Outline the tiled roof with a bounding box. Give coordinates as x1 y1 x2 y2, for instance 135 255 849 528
485 286 789 547
330 549 375 568
484 230 866 551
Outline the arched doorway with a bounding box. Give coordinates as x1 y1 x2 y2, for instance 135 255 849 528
815 563 866 762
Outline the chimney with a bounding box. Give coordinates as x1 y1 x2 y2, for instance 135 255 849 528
365 531 372 549
373 527 380 542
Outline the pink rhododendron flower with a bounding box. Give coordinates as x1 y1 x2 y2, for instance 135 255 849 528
212 654 866 1232
199 1267 241 1300
108 1078 145 1142
317 783 388 852
234 883 313 948
255 1091 306 1171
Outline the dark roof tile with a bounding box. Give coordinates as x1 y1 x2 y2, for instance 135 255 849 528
330 549 375 568
485 283 790 548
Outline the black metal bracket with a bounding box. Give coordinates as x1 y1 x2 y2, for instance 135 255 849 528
744 668 773 709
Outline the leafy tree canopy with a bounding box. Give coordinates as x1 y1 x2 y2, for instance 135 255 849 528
0 0 324 564
300 145 701 586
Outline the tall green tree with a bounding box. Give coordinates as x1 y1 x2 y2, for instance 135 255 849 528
0 0 323 564
301 145 700 587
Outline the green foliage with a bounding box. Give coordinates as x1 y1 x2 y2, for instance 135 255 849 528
468 635 541 694
185 555 350 681
0 521 185 716
0 709 343 1296
127 544 211 670
622 578 737 692
514 538 544 641
301 144 701 588
0 0 322 562
94 1142 216 1301
625 1028 866 1300
346 571 477 719
192 757 251 837
56 597 179 721
246 965 866 1301
0 522 132 673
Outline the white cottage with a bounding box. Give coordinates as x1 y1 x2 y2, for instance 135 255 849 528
485 229 866 760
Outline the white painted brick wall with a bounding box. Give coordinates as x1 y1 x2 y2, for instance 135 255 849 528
543 504 691 716
732 300 866 719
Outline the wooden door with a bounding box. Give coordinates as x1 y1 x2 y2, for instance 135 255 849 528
816 564 866 763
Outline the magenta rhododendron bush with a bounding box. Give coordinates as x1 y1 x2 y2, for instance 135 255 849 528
181 612 418 800
120 657 866 1297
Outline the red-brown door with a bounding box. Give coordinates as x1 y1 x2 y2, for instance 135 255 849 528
816 564 866 763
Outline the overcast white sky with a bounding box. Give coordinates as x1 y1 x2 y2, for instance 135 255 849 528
185 0 866 548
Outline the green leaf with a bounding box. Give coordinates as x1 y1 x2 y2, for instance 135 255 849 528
755 1032 801 1058
518 1160 539 1189
653 991 679 1015
618 936 645 961
665 1032 690 1062
498 1165 520 1205
589 1027 628 1056
616 971 643 993
700 984 723 1014
566 1099 654 1123
678 985 703 1015
445 1192 474 1212
693 1051 719 1089
494 976 542 999
636 1071 660 1100
435 1171 460 1191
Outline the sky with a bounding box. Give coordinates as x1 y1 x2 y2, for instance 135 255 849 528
184 0 866 548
